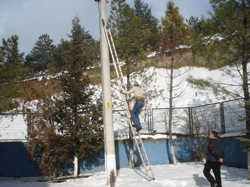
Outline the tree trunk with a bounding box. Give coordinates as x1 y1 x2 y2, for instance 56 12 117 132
74 155 78 177
169 52 177 166
241 1 250 179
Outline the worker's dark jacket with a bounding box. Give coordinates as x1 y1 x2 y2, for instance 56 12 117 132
206 138 225 162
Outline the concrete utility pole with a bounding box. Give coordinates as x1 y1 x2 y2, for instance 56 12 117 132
95 0 116 185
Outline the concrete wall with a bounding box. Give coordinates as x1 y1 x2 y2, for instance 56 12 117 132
0 136 247 177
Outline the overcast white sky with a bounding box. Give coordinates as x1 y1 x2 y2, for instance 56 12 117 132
0 0 212 56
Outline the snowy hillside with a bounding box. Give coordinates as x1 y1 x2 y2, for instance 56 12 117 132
112 66 244 138
0 66 245 141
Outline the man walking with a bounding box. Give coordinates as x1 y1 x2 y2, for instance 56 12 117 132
203 131 225 187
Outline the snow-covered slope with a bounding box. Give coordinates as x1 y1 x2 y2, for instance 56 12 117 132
0 66 244 141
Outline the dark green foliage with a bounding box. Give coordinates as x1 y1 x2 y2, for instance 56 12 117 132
0 35 25 113
24 16 103 177
52 28 99 73
190 0 250 67
51 39 71 72
54 15 103 166
109 0 151 63
186 16 200 33
25 34 55 73
134 0 159 49
236 129 250 151
108 0 152 95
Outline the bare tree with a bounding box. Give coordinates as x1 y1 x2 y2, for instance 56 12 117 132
158 1 190 165
184 105 220 161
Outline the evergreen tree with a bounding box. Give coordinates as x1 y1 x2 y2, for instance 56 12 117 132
186 16 204 34
109 0 150 81
187 0 250 179
52 30 99 73
0 35 25 113
134 0 159 49
158 1 190 166
109 0 151 168
26 34 55 74
52 16 103 177
23 16 103 177
159 1 189 51
51 39 71 72
80 27 100 66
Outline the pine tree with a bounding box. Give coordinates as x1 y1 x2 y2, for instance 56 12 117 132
26 34 55 74
51 39 71 72
187 0 250 179
159 1 190 166
134 0 159 49
0 35 25 113
52 29 99 73
23 16 103 178
159 1 189 51
109 0 150 81
52 16 103 177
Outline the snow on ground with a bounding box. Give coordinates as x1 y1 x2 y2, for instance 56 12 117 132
0 162 249 187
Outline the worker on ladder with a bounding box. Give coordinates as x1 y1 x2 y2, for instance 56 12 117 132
119 80 145 132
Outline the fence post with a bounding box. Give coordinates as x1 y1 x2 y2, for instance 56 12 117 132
188 107 193 135
151 109 154 131
147 109 152 131
147 109 149 131
220 102 225 134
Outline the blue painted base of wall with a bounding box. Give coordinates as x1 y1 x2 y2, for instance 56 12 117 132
71 136 247 175
72 136 248 174
221 137 247 168
0 142 41 177
0 136 247 177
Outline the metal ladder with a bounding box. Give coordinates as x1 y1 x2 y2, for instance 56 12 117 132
102 19 155 181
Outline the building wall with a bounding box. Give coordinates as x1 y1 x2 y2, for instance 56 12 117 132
0 142 41 177
221 137 247 168
0 136 247 177
66 136 248 175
